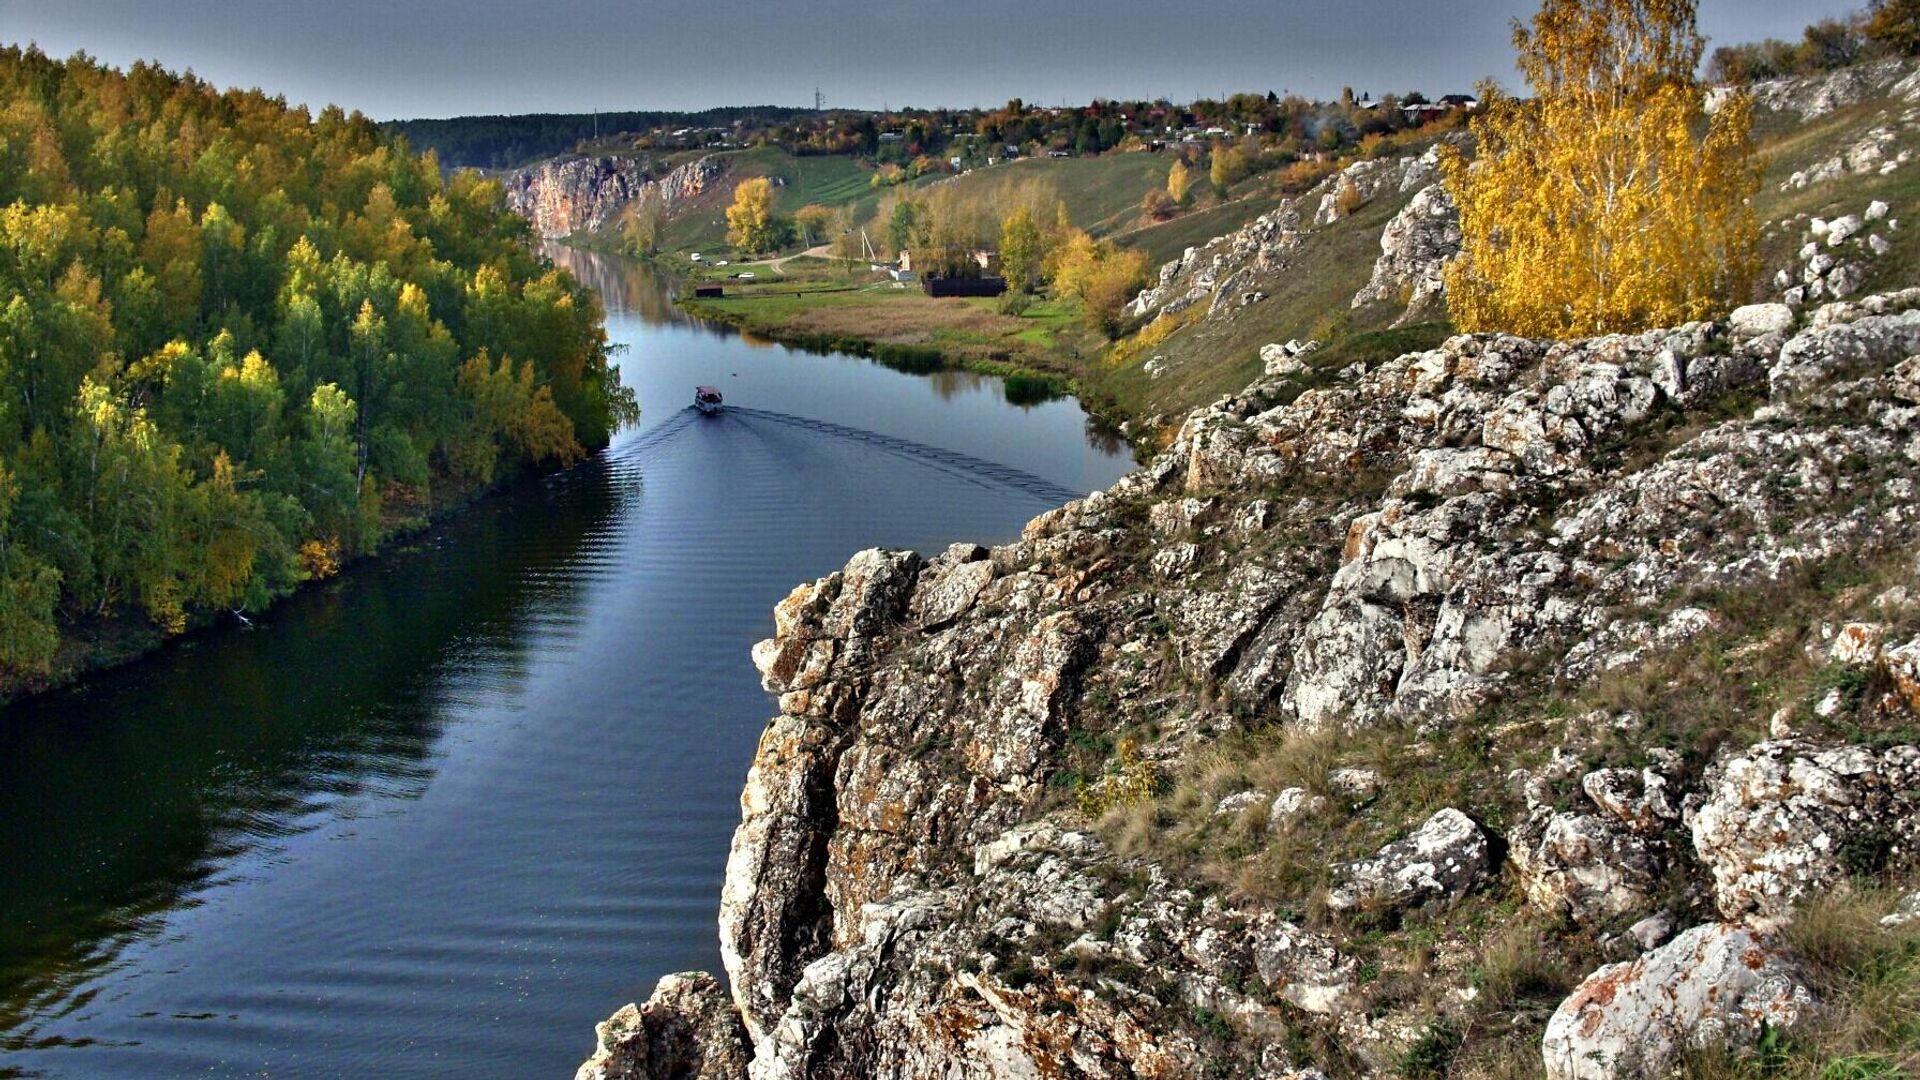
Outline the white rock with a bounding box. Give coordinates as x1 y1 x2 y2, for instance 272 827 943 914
1326 808 1491 912
1867 199 1890 221
1270 786 1327 823
1871 234 1892 256
1327 767 1380 798
1826 214 1863 246
1542 923 1818 1080
1727 303 1794 339
1215 789 1270 816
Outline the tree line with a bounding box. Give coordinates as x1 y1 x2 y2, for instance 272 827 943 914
1708 0 1918 83
0 47 637 679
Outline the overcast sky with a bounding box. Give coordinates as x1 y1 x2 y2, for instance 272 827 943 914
0 0 1857 120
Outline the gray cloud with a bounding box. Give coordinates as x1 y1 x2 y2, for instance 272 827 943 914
0 0 1857 119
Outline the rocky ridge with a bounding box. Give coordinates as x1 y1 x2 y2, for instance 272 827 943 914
580 283 1920 1078
504 154 723 239
1127 143 1458 328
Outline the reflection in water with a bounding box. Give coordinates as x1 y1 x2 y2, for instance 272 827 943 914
0 460 629 1043
0 243 1131 1079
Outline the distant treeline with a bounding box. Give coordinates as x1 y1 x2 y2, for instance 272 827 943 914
385 107 825 169
1708 0 1917 83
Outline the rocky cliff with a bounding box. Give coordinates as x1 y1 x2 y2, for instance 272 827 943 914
578 284 1920 1078
503 154 724 239
576 63 1920 1080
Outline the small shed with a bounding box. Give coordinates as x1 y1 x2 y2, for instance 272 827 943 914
693 285 724 298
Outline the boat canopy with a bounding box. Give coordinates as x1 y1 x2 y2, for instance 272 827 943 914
695 386 723 401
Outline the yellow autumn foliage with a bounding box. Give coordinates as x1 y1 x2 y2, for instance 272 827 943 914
1442 0 1760 337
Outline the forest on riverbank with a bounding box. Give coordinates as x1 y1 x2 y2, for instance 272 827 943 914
0 47 635 694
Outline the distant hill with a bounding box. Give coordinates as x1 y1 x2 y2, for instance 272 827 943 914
385 107 823 170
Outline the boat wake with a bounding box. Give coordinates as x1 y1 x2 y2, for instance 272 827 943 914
601 405 1086 506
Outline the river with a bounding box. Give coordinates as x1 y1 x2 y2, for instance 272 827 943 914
0 247 1132 1078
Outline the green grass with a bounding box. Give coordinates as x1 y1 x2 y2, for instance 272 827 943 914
932 152 1182 236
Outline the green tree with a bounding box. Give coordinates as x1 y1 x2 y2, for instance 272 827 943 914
884 195 924 258
1000 203 1044 294
0 461 60 672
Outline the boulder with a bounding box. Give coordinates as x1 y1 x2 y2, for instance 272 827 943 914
1690 739 1920 924
1261 342 1307 376
1626 912 1675 951
1728 303 1795 340
575 972 750 1080
1543 924 1816 1080
1509 809 1660 922
1326 808 1490 912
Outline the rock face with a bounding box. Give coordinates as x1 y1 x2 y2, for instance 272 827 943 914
504 154 723 239
575 972 751 1080
575 286 1920 1078
1542 923 1818 1080
1350 183 1460 321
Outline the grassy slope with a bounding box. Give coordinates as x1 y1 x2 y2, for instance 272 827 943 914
930 152 1179 237
1748 94 1920 300
660 147 927 255
1093 182 1423 426
1117 190 1291 267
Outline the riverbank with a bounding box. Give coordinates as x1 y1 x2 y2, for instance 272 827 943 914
0 461 576 710
671 269 1154 449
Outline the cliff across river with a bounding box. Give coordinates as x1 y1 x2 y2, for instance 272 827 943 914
503 154 724 239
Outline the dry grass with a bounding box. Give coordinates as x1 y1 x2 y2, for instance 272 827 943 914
1101 725 1347 905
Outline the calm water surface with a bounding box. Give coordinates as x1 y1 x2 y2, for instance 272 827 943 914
0 247 1130 1078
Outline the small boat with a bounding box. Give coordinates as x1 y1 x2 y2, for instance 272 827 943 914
694 385 725 414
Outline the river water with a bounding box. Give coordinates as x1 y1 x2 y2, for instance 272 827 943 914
0 247 1131 1078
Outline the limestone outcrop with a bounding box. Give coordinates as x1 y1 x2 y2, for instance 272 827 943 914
576 287 1920 1077
1350 183 1459 321
504 154 723 239
1690 739 1920 925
